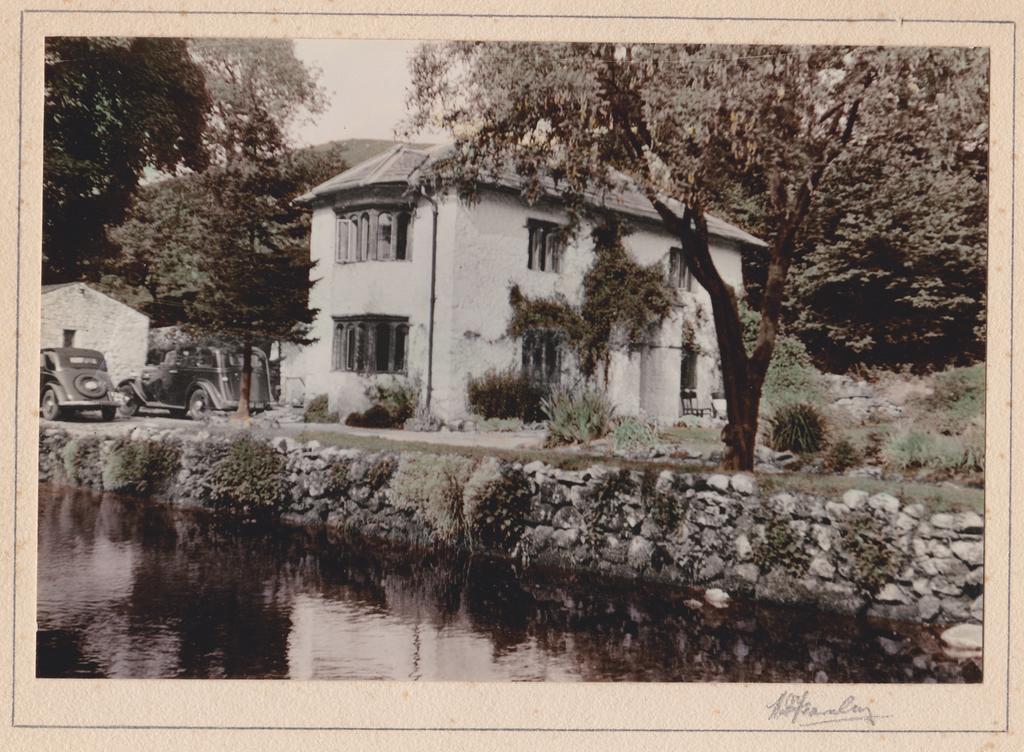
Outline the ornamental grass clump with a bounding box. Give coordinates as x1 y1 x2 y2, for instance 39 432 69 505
542 387 615 446
767 402 828 454
391 453 478 545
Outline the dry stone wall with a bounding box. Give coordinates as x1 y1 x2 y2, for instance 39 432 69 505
38 425 983 625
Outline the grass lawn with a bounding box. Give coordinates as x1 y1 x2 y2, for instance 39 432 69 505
296 427 983 513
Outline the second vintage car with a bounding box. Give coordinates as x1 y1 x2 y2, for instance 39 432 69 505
117 346 274 419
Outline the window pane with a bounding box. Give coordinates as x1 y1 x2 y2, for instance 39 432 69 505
527 227 536 269
547 233 561 273
375 323 391 372
356 325 367 371
394 326 406 371
346 327 356 370
377 213 393 260
348 219 358 262
395 212 408 260
538 227 547 271
359 214 370 261
336 219 349 262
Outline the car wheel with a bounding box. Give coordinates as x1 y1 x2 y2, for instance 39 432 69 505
187 388 210 420
118 390 140 418
40 387 62 421
101 406 117 422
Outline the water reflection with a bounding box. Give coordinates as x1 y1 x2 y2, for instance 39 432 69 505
36 484 979 682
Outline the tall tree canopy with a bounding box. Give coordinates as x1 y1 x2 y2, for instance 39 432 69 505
405 42 988 469
182 39 325 418
44 37 210 282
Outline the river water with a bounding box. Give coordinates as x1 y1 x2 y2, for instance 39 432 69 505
36 483 979 682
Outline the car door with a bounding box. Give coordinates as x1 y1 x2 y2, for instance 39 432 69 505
142 350 177 404
164 348 193 406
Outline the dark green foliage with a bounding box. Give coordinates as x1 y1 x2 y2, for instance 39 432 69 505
345 405 399 428
838 510 904 596
466 368 549 422
205 434 288 516
365 380 420 426
325 460 351 498
508 218 673 379
465 464 533 554
60 437 104 487
102 439 181 495
44 37 210 282
304 394 339 423
640 468 686 532
768 403 828 454
753 514 810 576
366 456 397 492
825 438 861 473
740 301 824 407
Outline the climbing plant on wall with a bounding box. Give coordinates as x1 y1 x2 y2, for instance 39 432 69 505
508 217 673 380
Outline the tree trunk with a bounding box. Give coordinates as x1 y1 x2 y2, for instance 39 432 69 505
233 337 253 420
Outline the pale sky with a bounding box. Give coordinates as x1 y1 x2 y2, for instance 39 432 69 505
290 39 446 147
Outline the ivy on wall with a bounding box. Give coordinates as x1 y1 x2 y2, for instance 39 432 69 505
508 218 673 379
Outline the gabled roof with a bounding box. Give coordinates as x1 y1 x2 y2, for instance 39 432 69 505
299 143 767 248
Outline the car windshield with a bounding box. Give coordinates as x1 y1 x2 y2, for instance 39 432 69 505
65 355 104 369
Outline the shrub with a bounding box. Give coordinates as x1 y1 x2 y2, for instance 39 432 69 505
542 387 615 446
303 394 339 423
345 404 397 428
365 455 396 492
767 403 828 454
467 368 548 422
205 434 288 516
838 509 905 596
611 414 659 452
61 437 103 486
462 458 532 552
366 378 420 426
102 438 181 495
740 301 824 407
824 437 861 473
882 428 984 473
391 453 479 544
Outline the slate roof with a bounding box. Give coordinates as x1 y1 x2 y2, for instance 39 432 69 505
298 143 767 248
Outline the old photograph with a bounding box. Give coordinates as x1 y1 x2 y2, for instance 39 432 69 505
35 36 988 685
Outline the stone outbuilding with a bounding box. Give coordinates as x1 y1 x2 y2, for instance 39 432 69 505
41 282 150 382
281 143 767 422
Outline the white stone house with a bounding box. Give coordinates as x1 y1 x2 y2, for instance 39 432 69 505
41 282 150 382
281 144 766 422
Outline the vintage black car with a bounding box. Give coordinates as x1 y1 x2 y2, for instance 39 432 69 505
117 346 273 419
39 347 118 421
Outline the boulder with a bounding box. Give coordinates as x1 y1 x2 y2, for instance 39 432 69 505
734 534 752 561
730 473 756 495
940 623 982 651
627 535 655 569
704 588 731 609
808 556 836 580
917 595 941 621
955 511 984 534
875 583 911 604
842 489 869 509
734 563 760 584
706 474 730 492
950 540 984 567
868 492 900 515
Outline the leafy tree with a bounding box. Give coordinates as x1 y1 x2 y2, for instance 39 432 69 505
405 42 987 469
44 37 210 282
184 39 325 419
107 142 349 327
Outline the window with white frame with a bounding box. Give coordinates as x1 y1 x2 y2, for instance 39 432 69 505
335 209 411 264
527 219 563 273
332 316 410 374
668 247 693 291
522 329 563 385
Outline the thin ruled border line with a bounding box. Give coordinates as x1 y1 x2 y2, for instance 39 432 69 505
10 9 1015 733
